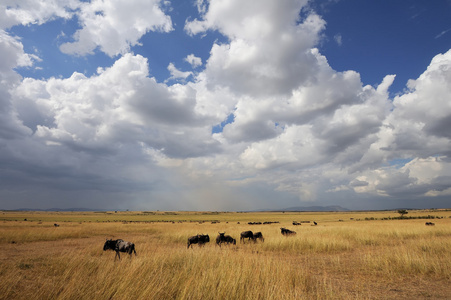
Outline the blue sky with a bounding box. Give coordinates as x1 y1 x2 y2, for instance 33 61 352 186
316 1 451 95
12 1 451 94
1 0 451 211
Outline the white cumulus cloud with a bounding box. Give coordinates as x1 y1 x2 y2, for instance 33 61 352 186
59 0 173 57
185 54 202 68
1 0 451 210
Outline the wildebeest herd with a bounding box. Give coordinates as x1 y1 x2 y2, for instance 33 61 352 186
102 219 439 260
102 228 298 260
103 227 302 260
186 228 295 249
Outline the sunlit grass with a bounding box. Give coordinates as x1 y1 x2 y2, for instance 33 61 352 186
1 210 450 299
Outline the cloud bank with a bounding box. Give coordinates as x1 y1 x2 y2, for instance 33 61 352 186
1 0 450 210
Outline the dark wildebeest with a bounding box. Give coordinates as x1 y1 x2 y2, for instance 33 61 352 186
103 239 137 261
216 232 226 246
425 222 435 226
216 232 225 246
253 232 264 242
216 232 236 246
187 234 210 248
313 221 318 226
240 231 254 243
54 223 59 227
280 227 296 236
224 235 236 245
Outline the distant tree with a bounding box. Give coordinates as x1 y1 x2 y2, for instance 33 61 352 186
397 209 408 218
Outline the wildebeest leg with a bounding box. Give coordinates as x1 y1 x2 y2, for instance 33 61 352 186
115 251 120 261
129 246 137 258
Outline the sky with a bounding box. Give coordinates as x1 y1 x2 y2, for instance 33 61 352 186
1 0 451 211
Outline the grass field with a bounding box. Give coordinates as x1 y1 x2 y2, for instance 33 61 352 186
1 209 450 299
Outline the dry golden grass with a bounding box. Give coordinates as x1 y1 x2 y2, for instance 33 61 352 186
0 210 450 299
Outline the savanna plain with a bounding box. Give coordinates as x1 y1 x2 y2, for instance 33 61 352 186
1 209 450 300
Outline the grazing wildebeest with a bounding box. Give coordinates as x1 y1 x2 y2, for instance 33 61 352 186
313 221 318 226
240 231 254 243
216 232 226 246
187 234 210 248
292 221 301 226
54 223 59 227
216 232 236 246
103 239 137 261
280 227 296 235
425 222 435 226
224 235 236 245
253 232 264 242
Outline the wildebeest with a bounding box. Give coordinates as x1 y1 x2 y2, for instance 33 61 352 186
224 235 236 245
425 222 435 226
280 227 296 235
253 232 264 242
216 232 226 246
216 232 236 246
313 221 318 226
103 239 137 261
54 223 59 227
292 221 301 226
240 231 254 243
187 234 210 248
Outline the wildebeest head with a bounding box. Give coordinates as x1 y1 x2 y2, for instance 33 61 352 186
203 234 210 243
103 239 117 251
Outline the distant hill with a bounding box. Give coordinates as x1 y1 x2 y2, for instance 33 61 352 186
252 205 350 212
9 206 350 212
284 205 350 212
12 207 106 212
